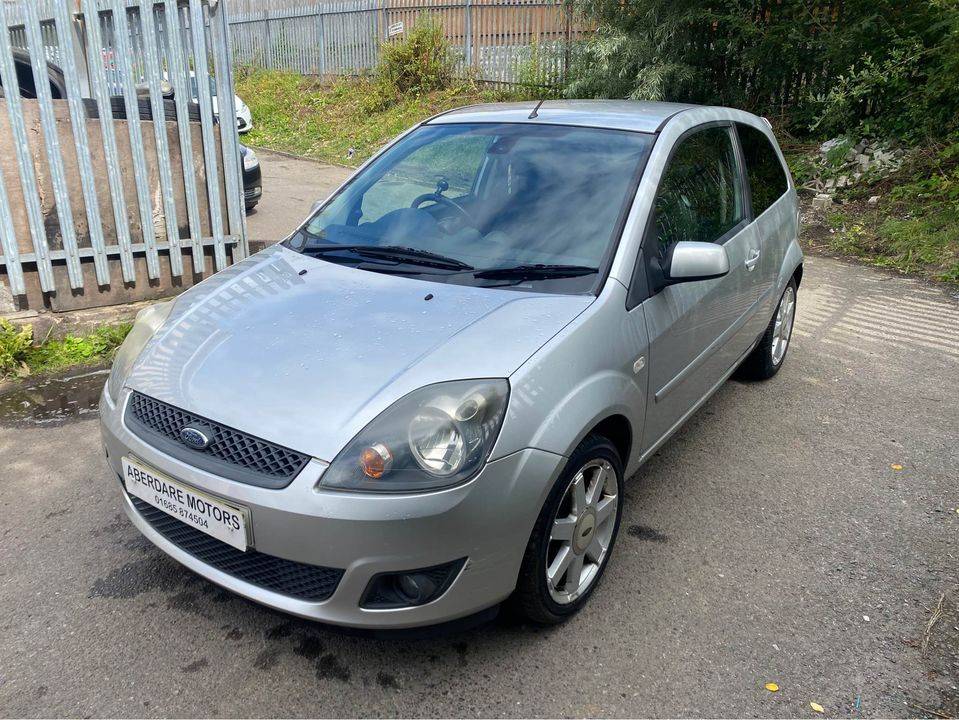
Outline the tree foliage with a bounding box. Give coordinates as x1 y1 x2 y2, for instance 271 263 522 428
566 0 959 139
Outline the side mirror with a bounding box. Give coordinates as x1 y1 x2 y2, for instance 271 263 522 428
666 241 730 284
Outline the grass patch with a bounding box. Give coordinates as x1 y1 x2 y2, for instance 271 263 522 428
235 69 534 167
809 141 959 286
0 320 132 378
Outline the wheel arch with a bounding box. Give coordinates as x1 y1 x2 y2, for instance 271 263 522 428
584 414 632 470
792 262 804 289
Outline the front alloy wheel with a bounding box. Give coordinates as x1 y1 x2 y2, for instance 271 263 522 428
546 459 618 604
512 434 624 624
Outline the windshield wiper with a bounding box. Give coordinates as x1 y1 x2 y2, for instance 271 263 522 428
474 264 598 281
303 244 473 271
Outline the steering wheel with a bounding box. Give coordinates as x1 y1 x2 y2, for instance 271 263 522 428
410 192 472 223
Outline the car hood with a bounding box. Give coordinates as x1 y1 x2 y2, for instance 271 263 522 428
125 245 593 461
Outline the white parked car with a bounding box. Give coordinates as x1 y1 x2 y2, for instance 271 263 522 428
189 71 252 133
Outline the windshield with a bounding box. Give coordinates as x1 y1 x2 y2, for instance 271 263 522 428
287 122 654 293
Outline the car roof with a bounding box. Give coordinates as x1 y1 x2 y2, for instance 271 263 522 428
426 100 701 134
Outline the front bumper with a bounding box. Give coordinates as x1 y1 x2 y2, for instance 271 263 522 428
99 387 564 628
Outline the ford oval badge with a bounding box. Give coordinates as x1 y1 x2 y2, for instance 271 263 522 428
180 425 212 450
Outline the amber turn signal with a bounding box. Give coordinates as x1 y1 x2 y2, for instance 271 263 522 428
359 443 393 479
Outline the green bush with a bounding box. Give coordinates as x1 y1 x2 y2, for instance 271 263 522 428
0 319 32 374
819 140 959 285
566 0 959 141
376 16 455 94
0 321 132 378
25 324 132 374
515 41 564 93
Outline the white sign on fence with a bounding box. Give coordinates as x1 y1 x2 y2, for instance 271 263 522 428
387 21 404 37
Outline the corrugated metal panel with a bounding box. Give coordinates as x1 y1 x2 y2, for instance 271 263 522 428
187 0 227 272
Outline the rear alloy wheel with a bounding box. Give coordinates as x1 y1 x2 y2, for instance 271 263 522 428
737 277 798 381
770 284 796 366
512 434 624 624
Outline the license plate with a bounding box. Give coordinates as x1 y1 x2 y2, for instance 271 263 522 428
122 456 250 551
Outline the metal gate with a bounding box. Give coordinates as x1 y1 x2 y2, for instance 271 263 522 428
0 0 246 313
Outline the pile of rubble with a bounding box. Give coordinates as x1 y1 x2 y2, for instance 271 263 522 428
809 138 906 211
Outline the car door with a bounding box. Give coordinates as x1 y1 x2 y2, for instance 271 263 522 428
637 123 763 453
735 121 795 328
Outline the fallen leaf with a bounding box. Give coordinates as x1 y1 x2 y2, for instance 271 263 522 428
810 701 825 713
765 682 779 692
890 464 903 470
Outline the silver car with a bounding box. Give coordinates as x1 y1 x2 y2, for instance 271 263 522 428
100 101 802 628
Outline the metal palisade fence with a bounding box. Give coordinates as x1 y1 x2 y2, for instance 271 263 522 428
0 0 246 312
228 0 583 86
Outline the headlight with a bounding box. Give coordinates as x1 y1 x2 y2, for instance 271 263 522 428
321 380 509 492
243 147 259 171
106 301 175 403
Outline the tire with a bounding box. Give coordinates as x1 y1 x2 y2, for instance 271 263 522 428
737 277 798 381
82 96 203 123
511 434 625 625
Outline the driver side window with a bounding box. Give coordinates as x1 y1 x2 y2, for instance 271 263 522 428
360 135 491 224
653 125 744 256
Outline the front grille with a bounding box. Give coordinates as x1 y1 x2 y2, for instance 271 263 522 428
125 392 310 489
129 494 343 602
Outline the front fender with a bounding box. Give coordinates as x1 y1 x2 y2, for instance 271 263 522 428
491 282 649 475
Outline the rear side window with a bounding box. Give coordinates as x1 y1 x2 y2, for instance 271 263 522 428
736 123 789 216
653 126 744 255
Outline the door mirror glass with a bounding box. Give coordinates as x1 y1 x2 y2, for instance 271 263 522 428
667 241 730 284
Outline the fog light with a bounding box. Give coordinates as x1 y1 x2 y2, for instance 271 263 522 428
397 573 438 604
360 558 466 609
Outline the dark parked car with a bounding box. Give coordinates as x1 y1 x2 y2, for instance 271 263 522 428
0 47 66 98
240 144 261 214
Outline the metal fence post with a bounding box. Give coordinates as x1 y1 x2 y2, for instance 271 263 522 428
263 8 272 69
67 5 91 99
80 0 136 283
211 0 248 259
316 4 326 76
164 0 206 274
110 0 161 280
23 1 83 289
139 0 183 277
53 0 110 286
464 0 472 67
188 0 227 272
0 165 24 297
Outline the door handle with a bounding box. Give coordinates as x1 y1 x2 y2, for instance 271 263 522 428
744 249 761 271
